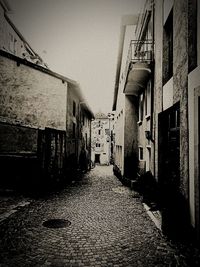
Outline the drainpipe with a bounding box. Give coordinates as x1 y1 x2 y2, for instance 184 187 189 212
151 0 156 178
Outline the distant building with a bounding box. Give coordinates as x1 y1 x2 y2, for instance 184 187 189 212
91 112 113 165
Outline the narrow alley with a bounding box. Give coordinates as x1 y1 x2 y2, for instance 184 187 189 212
0 165 199 267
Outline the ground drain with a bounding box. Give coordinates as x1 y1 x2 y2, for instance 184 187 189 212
42 219 71 228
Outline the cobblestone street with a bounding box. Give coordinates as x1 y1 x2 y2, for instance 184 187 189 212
0 165 200 267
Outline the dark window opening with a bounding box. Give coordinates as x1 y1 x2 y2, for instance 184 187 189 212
72 122 76 138
139 93 144 121
85 133 87 148
139 147 144 160
73 101 76 116
163 9 173 84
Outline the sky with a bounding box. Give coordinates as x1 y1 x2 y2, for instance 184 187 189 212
8 0 144 114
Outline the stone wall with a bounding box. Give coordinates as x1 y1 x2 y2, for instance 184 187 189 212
0 53 67 131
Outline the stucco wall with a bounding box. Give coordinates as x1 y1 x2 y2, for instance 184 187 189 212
154 0 163 180
188 65 200 228
0 54 67 131
124 95 138 179
66 83 79 159
173 0 189 198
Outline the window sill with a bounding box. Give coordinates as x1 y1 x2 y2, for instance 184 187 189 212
146 145 151 149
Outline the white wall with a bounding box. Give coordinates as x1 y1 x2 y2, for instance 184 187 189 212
163 77 173 110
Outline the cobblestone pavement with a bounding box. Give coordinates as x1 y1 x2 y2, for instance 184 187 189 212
0 165 200 267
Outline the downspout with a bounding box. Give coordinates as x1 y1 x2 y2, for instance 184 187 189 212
151 0 156 178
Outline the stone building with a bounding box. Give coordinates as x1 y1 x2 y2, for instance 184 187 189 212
0 1 94 189
91 112 112 165
113 0 200 241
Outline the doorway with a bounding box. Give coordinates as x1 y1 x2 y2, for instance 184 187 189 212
158 103 180 192
95 154 100 164
158 103 181 236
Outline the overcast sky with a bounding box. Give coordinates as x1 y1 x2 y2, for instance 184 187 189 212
8 0 144 114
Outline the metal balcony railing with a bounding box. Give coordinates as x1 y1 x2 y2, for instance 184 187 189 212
124 39 153 81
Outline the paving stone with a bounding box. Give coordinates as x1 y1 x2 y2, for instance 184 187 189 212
0 165 200 266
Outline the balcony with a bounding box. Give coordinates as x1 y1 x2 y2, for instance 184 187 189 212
124 40 153 96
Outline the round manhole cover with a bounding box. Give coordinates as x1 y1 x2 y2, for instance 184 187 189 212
42 219 71 228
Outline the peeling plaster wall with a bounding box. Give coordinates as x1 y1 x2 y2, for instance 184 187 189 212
0 55 67 131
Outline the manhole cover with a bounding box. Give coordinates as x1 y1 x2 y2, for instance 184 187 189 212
42 219 71 228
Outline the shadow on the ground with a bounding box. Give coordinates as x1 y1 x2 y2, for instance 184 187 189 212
0 169 89 199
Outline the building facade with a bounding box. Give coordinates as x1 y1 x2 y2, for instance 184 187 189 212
113 0 200 241
0 0 94 189
91 112 112 165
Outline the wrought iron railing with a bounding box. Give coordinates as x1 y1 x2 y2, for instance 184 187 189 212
124 39 153 81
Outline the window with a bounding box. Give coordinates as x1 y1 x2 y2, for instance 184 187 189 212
145 81 151 117
73 101 76 116
139 147 144 160
98 130 101 135
96 143 101 147
85 133 87 148
72 122 76 138
163 9 173 84
139 93 144 122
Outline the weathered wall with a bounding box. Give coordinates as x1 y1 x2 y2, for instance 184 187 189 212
66 83 79 160
154 0 189 196
0 122 38 153
173 0 189 198
154 0 163 180
0 54 67 131
66 83 92 170
124 95 138 179
188 67 200 229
